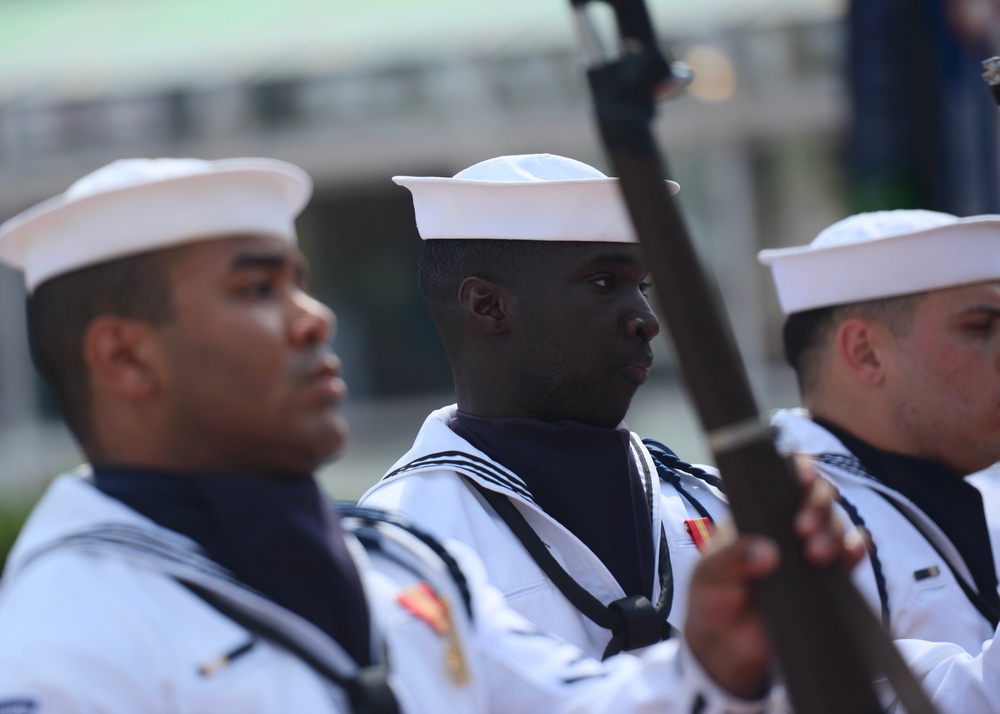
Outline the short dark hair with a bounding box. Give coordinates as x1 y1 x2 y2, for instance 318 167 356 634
782 306 838 391
419 239 549 341
27 251 176 443
783 293 924 394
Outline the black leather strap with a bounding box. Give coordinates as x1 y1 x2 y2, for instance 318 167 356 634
467 479 673 659
179 580 400 714
876 491 1000 630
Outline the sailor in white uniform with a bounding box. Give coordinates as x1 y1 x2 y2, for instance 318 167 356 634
758 210 1000 653
0 156 847 714
0 468 777 714
360 154 742 660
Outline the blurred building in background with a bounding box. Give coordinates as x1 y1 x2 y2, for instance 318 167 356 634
0 0 996 507
847 0 1000 214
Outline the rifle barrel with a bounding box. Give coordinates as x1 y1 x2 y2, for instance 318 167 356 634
571 3 940 712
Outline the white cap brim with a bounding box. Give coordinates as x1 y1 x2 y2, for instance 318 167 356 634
0 157 312 292
394 175 680 243
758 215 1000 314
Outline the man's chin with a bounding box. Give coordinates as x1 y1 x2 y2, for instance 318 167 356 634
292 416 350 471
318 423 350 462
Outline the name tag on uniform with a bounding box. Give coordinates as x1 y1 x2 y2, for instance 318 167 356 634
684 518 714 552
913 565 941 582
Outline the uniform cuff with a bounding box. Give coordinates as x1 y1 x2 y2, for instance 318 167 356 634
678 641 778 714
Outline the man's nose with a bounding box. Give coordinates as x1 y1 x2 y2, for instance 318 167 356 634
290 291 334 347
624 300 660 341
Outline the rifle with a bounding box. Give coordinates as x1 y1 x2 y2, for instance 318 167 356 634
564 2 940 711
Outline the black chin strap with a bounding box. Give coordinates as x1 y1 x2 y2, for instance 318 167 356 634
466 479 674 659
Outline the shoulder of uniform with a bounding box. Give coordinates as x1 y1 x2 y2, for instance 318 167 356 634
337 504 472 618
640 437 726 491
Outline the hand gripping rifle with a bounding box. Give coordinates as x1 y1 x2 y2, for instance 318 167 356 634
565 2 940 712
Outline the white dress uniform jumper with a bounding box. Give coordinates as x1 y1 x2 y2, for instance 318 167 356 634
359 404 730 660
0 471 774 714
772 409 1000 652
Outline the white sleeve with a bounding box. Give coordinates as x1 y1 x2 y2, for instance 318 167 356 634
895 632 1000 713
0 551 343 714
448 540 779 714
0 554 175 714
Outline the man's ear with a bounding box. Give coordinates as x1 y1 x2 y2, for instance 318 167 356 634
835 318 887 388
458 276 509 334
82 316 166 399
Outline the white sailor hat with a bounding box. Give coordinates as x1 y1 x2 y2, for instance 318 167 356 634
393 153 680 243
757 209 1000 314
0 157 312 293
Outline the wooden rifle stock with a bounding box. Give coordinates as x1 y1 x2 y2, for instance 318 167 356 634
567 2 940 712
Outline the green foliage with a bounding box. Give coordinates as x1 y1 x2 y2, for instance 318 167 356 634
0 505 30 573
